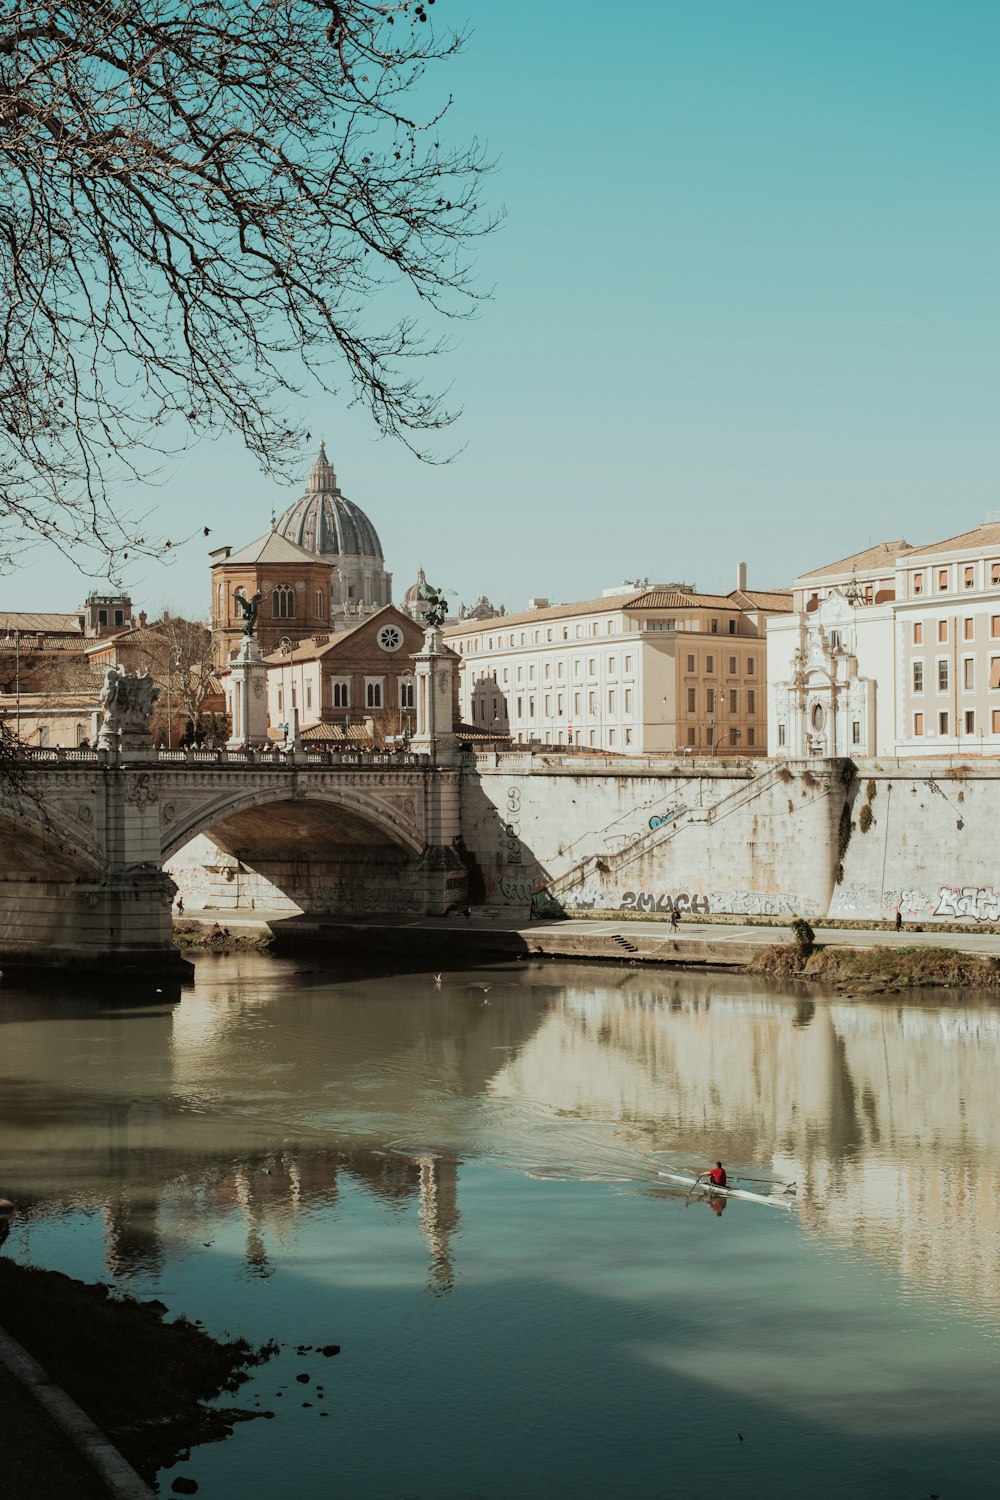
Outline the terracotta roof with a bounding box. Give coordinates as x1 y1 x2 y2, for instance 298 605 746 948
297 721 373 743
625 588 734 610
799 541 913 580
729 588 794 612
219 530 325 568
443 592 646 633
901 522 1000 560
0 612 83 635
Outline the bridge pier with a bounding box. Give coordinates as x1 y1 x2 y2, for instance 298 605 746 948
0 871 189 978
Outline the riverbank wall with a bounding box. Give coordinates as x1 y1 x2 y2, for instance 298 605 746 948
458 754 1000 928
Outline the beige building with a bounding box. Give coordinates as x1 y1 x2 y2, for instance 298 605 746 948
895 522 1000 755
443 569 790 754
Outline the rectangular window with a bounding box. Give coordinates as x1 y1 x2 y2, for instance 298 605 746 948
306 682 312 710
728 656 737 675
913 572 923 594
993 616 1000 637
365 679 383 709
710 618 718 634
332 680 350 708
747 727 755 746
938 619 948 643
706 688 715 713
965 710 975 734
624 688 632 712
38 726 50 747
965 566 975 588
687 687 696 712
706 655 714 673
574 691 581 715
990 658 1000 690
994 709 1000 733
729 620 737 635
517 696 523 717
517 666 523 683
747 689 756 714
851 720 860 745
747 656 756 675
993 562 1000 585
624 655 632 673
277 687 283 713
529 696 535 719
777 724 786 746
686 653 695 672
939 711 949 734
608 657 616 675
913 622 922 645
964 618 974 641
588 658 596 675
544 694 551 715
938 569 949 591
608 728 616 746
938 660 949 692
729 689 737 712
687 727 697 746
588 691 596 714
608 690 615 713
964 659 975 690
557 693 563 713
625 728 632 746
914 712 923 736
912 660 923 692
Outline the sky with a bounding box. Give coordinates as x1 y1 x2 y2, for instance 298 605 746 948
5 0 1000 619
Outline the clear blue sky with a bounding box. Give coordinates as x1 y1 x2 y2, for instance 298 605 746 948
6 0 1000 618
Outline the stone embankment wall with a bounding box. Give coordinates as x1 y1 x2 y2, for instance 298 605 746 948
459 753 1000 925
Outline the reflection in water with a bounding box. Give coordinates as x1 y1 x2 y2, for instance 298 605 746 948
2 957 1000 1498
2 962 1000 1316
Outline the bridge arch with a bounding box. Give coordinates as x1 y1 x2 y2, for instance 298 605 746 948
161 782 425 863
0 802 102 881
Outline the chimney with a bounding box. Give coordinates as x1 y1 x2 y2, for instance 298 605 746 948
736 561 747 592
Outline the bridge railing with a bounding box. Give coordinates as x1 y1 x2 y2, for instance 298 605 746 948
10 745 433 769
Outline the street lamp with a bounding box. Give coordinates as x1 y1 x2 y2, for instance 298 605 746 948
165 646 182 749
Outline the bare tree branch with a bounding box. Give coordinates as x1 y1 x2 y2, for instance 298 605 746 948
0 1 495 576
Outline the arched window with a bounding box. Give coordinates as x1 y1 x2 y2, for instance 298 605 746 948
272 583 295 619
217 583 224 620
315 589 325 620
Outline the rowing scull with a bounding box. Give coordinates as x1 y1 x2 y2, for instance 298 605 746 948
658 1169 795 1210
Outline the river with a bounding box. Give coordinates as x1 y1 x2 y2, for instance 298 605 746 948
1 953 998 1498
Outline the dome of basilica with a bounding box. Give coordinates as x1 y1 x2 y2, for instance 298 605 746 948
275 444 384 562
273 444 392 616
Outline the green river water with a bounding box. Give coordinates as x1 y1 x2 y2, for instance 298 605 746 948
1 952 998 1498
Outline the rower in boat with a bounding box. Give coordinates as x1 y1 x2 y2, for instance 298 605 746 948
706 1161 727 1189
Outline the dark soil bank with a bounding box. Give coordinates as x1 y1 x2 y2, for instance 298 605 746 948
0 1258 276 1482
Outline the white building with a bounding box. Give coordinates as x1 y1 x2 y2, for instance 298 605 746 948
767 541 909 758
444 572 790 755
768 521 1000 758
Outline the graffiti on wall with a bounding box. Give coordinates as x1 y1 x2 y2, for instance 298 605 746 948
934 886 1000 923
830 885 932 918
504 785 522 868
618 889 822 918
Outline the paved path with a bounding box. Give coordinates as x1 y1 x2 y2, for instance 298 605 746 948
183 908 1000 963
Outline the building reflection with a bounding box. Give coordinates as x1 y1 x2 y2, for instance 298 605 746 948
2 963 1000 1318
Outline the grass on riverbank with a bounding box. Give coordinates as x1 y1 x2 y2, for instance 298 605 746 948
173 918 272 953
752 943 1000 991
0 1257 276 1480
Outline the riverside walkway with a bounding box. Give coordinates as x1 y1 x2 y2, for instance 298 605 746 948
182 908 1000 965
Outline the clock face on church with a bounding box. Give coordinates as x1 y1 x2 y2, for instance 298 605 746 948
377 623 404 652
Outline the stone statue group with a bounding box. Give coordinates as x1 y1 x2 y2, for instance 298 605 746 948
97 666 160 751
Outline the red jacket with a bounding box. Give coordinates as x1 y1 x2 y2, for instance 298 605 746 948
709 1166 727 1186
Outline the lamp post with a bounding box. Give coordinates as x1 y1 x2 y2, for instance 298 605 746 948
165 646 182 749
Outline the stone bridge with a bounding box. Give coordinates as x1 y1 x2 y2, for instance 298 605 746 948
0 746 465 974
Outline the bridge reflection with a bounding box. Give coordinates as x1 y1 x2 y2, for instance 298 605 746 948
1 961 997 1316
